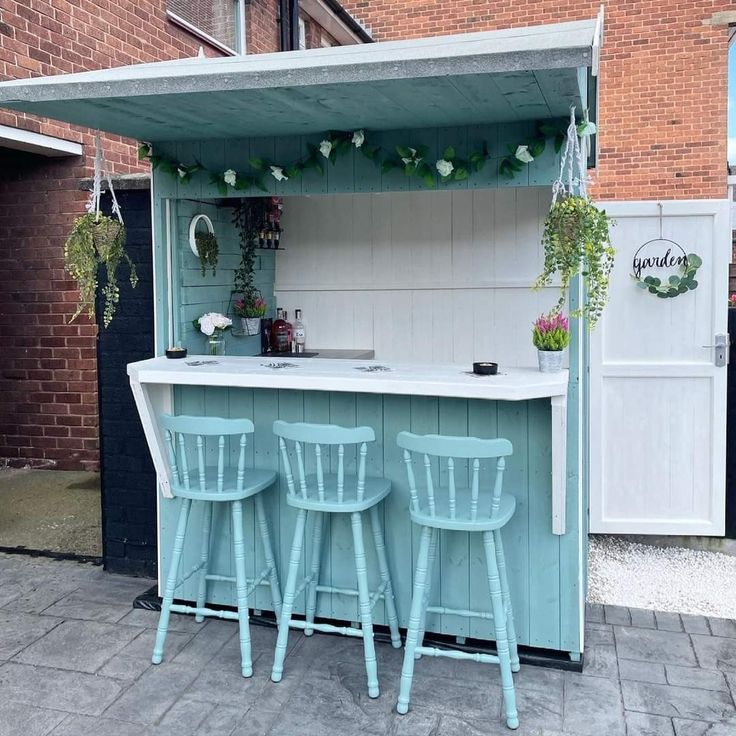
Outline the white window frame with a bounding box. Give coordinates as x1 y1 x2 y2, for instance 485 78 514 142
167 0 247 56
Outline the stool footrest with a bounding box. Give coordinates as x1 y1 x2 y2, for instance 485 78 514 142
289 619 364 638
205 574 236 583
170 603 241 621
416 645 500 665
426 605 493 620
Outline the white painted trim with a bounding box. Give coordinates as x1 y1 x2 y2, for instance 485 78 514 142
299 0 368 45
165 199 174 351
274 280 560 292
166 10 238 56
0 123 82 157
551 394 568 534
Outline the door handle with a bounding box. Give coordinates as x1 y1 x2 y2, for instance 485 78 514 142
702 333 730 367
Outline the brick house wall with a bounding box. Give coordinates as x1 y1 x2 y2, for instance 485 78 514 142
342 0 732 202
0 0 310 471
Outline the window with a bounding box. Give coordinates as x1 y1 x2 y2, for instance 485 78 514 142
298 17 307 50
167 0 245 55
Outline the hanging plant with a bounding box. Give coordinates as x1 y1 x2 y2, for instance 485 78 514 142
195 231 219 276
232 198 266 302
534 195 614 328
64 213 138 328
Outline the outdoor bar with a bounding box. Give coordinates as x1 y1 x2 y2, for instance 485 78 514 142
0 15 601 664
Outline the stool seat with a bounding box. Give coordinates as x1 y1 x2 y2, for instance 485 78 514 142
410 491 516 531
173 468 277 501
286 473 391 512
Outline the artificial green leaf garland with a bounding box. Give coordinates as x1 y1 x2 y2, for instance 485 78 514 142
138 118 596 190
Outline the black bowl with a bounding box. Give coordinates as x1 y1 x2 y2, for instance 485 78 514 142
473 361 498 375
166 347 188 359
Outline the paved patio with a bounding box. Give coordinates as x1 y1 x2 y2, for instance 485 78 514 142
1 553 735 736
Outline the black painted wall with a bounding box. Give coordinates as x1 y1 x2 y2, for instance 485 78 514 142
98 189 157 576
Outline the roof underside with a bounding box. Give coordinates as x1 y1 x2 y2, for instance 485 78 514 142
0 18 600 142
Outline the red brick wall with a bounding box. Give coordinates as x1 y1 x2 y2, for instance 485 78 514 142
0 1 224 470
341 0 732 201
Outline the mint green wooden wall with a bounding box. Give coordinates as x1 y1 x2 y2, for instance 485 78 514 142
171 200 275 356
159 389 582 653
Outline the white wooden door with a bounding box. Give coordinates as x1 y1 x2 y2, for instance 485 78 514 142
589 200 730 536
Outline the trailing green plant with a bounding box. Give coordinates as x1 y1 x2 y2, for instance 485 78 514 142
195 230 219 276
534 195 615 328
63 212 138 328
232 198 266 302
632 253 701 298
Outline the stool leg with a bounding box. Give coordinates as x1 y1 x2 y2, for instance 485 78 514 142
231 499 253 678
255 493 282 624
482 531 518 730
494 529 519 672
152 497 191 665
414 526 438 660
195 501 213 623
305 511 324 636
271 508 307 684
368 504 401 649
351 511 379 698
397 525 433 715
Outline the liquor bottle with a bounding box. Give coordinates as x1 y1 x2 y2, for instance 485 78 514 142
293 309 306 354
265 225 273 249
258 229 265 249
270 308 290 353
274 223 281 250
283 310 293 351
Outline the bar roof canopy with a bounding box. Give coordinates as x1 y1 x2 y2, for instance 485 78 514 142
0 16 601 143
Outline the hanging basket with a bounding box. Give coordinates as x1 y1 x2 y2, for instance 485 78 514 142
242 317 262 336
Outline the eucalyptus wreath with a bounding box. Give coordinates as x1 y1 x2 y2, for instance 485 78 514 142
64 213 138 328
534 195 614 328
195 231 219 276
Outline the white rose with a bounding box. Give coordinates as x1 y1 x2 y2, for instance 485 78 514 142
213 315 232 329
270 165 288 182
514 145 534 164
177 167 187 179
199 315 215 336
319 140 332 159
436 159 454 177
401 147 420 166
352 130 365 148
223 169 237 186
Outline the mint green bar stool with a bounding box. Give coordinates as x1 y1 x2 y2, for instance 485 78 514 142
271 420 402 698
152 414 282 678
396 432 520 730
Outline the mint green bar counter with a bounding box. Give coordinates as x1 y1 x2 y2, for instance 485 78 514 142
128 356 583 660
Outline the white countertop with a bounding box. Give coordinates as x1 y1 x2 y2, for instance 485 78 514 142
127 356 568 402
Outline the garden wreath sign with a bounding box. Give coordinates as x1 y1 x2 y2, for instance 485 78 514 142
631 238 702 299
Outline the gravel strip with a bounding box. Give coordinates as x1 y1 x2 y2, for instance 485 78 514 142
588 536 736 618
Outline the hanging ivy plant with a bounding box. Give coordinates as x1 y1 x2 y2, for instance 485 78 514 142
64 213 138 328
232 198 266 302
195 231 219 276
534 195 615 328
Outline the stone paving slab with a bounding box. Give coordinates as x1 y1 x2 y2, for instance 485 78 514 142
1 553 736 736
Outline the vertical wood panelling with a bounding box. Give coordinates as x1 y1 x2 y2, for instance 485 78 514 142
159 387 566 652
275 188 556 365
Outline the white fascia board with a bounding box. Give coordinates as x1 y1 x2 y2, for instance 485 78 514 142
299 0 366 45
0 124 83 157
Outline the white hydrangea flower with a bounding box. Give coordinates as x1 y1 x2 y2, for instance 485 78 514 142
198 315 215 336
352 130 365 148
319 140 333 159
270 165 288 182
514 145 534 164
223 169 237 186
436 159 454 177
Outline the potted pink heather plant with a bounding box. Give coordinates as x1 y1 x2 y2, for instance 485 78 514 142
532 311 570 373
233 293 268 336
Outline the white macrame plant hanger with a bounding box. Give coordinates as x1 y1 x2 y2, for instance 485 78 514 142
551 107 589 205
87 131 124 225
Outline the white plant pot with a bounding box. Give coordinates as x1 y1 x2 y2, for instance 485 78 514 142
242 317 261 336
537 349 563 373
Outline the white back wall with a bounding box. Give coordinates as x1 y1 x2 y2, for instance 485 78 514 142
275 187 556 365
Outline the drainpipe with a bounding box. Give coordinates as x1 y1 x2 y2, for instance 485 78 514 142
279 0 290 50
290 0 300 51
